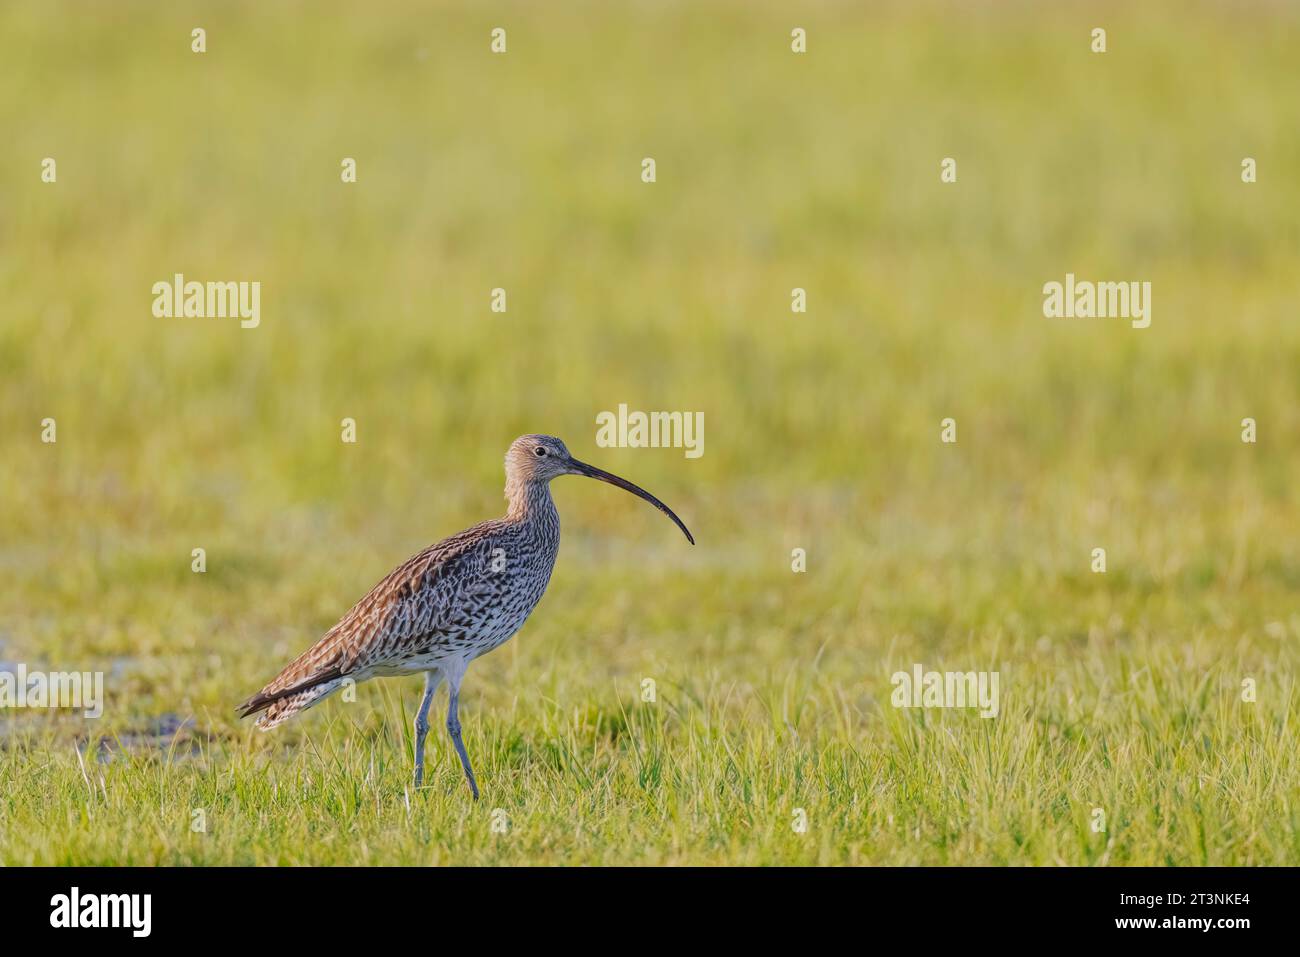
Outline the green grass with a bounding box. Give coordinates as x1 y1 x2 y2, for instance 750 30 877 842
1 0 1299 865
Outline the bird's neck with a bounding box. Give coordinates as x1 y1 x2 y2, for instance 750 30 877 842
505 477 558 527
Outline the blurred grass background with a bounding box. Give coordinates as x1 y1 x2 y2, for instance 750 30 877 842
1 0 1298 864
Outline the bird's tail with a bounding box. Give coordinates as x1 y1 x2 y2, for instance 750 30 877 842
237 664 347 730
248 679 347 730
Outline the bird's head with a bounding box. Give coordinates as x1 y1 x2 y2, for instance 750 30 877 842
505 434 574 483
504 434 694 543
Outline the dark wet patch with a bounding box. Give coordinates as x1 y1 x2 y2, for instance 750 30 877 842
92 713 205 763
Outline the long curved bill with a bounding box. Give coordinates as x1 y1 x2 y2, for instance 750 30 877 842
569 459 695 544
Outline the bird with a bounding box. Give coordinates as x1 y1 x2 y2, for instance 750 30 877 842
237 434 693 798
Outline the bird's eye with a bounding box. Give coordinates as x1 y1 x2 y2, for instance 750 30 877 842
534 447 547 457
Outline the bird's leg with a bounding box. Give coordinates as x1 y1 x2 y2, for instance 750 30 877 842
413 670 441 788
446 689 479 800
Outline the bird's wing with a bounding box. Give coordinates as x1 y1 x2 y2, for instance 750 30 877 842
237 520 506 717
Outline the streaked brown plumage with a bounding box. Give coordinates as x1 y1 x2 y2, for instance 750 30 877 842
238 434 693 798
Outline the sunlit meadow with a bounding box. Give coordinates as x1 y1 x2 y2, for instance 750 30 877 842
1 0 1298 864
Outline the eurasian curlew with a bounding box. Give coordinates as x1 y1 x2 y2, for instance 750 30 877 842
237 434 693 798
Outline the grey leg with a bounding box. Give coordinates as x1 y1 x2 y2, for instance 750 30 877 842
413 670 441 787
447 689 479 800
